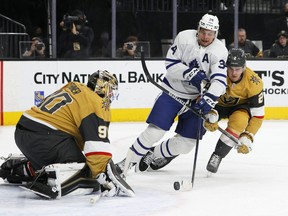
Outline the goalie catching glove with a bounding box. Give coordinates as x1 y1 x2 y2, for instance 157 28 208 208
183 67 209 92
203 109 219 132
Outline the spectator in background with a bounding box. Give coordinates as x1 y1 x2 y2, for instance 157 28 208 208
31 26 45 41
228 28 262 58
96 31 112 57
22 37 46 58
269 30 288 58
264 2 288 49
57 9 94 58
207 1 246 12
279 2 288 31
116 36 140 58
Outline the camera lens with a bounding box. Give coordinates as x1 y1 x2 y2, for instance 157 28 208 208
127 43 134 50
36 43 44 50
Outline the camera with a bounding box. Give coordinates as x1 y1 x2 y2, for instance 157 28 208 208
126 43 134 50
63 14 79 30
35 42 44 50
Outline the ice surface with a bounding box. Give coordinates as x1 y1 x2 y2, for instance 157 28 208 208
0 120 287 216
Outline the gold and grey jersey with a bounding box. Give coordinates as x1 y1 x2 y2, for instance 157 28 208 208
24 82 112 177
217 67 265 135
218 67 264 111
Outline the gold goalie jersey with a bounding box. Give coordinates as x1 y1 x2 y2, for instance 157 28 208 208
24 82 112 177
217 67 265 134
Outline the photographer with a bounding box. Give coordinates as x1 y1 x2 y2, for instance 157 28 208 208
22 37 46 58
57 9 94 58
116 36 140 58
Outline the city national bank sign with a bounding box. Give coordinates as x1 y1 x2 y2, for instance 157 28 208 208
1 60 288 125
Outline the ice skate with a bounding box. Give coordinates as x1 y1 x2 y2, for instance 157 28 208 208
206 153 222 174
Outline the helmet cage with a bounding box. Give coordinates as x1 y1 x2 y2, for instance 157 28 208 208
88 70 118 104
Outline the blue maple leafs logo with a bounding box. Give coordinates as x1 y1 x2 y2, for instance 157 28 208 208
188 59 200 69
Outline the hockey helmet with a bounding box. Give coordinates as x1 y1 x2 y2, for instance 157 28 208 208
227 48 246 67
87 70 118 103
198 13 219 36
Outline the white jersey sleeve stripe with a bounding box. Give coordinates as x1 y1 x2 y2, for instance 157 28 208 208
250 106 265 117
84 140 112 155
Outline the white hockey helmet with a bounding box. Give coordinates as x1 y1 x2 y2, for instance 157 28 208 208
198 14 219 37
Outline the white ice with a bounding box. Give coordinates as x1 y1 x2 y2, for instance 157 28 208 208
0 120 288 216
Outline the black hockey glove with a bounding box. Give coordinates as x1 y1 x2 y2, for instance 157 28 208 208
0 154 34 183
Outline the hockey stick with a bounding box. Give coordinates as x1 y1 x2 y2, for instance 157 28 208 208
191 103 201 188
140 51 239 146
191 82 206 187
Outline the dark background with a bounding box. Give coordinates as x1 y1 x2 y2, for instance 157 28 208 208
0 0 286 57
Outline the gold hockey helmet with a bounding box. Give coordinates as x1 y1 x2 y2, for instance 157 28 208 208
87 70 118 102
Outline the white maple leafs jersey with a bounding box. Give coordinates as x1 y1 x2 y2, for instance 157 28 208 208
164 29 228 99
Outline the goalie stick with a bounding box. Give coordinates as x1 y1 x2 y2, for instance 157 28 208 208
140 51 239 146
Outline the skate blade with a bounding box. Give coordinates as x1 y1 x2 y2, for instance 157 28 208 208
206 171 214 178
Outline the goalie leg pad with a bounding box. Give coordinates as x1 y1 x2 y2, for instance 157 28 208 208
21 166 60 199
21 163 98 199
46 163 99 198
61 164 99 196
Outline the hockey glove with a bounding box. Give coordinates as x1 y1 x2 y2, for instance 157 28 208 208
192 92 218 115
183 68 209 92
0 154 35 183
96 172 119 197
237 131 254 154
203 109 219 132
96 159 135 197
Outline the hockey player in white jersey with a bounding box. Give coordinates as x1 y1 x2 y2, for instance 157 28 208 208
117 13 228 175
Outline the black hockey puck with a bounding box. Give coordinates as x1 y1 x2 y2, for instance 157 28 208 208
173 181 180 191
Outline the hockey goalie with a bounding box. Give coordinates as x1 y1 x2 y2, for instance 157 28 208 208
0 70 134 199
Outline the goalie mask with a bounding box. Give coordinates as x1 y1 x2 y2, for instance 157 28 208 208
87 70 118 105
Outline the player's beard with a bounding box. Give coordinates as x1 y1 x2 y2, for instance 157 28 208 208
198 38 213 47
